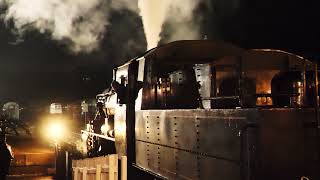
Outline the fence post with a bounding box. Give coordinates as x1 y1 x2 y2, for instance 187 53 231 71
121 156 127 180
96 164 101 180
114 154 119 180
73 154 121 180
108 155 115 180
74 167 79 180
83 167 87 180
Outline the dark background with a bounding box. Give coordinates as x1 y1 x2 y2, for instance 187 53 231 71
0 0 319 106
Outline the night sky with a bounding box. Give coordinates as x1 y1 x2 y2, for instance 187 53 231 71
0 8 146 105
0 0 319 106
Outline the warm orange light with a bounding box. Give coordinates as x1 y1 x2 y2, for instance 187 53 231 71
42 119 67 143
47 122 65 141
101 124 110 134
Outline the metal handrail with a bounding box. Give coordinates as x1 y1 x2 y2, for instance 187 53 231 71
81 130 115 142
202 93 301 101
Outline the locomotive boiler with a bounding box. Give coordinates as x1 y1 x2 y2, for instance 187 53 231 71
83 40 319 180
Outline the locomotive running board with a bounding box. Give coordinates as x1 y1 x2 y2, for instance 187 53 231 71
81 130 115 142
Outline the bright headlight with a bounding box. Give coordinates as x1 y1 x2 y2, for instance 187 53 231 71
81 132 88 141
101 124 110 134
46 121 66 142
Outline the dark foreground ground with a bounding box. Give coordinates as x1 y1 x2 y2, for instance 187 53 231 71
7 175 53 180
6 135 55 179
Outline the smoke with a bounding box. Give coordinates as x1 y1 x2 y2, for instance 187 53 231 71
138 1 167 50
0 0 204 53
0 0 106 53
138 0 201 50
0 0 138 53
110 0 138 12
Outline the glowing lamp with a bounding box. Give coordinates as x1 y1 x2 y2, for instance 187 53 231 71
46 121 66 142
101 124 110 134
81 132 88 141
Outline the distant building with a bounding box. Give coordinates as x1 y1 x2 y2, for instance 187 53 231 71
3 102 19 120
50 103 63 114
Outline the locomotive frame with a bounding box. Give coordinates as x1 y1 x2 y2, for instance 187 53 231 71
84 40 320 180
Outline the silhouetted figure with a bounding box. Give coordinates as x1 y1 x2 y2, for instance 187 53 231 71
0 133 14 180
111 80 127 104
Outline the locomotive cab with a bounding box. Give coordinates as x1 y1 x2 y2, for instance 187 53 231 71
89 41 319 180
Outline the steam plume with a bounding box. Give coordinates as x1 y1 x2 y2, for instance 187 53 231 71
0 0 137 53
1 0 109 53
110 0 138 12
1 0 202 53
138 0 201 50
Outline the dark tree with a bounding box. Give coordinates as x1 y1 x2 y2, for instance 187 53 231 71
0 113 31 180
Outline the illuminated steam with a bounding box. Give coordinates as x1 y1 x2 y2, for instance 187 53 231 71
111 0 138 12
1 0 110 53
0 0 202 53
138 1 167 50
0 0 137 53
138 0 201 50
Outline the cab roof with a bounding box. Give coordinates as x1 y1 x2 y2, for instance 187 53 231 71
143 40 244 64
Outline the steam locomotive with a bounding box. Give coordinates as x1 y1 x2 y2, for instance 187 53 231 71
83 40 319 180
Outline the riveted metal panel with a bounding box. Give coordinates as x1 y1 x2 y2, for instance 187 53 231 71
158 145 176 179
135 109 319 180
147 114 161 144
158 113 176 147
173 115 198 152
176 150 198 180
147 143 160 175
257 108 318 179
135 111 147 141
136 141 148 169
163 110 201 152
198 115 245 161
135 109 254 179
199 156 241 180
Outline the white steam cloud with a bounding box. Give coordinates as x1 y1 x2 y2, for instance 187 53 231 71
0 0 201 53
2 0 109 53
111 0 138 12
138 0 201 50
0 0 137 53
